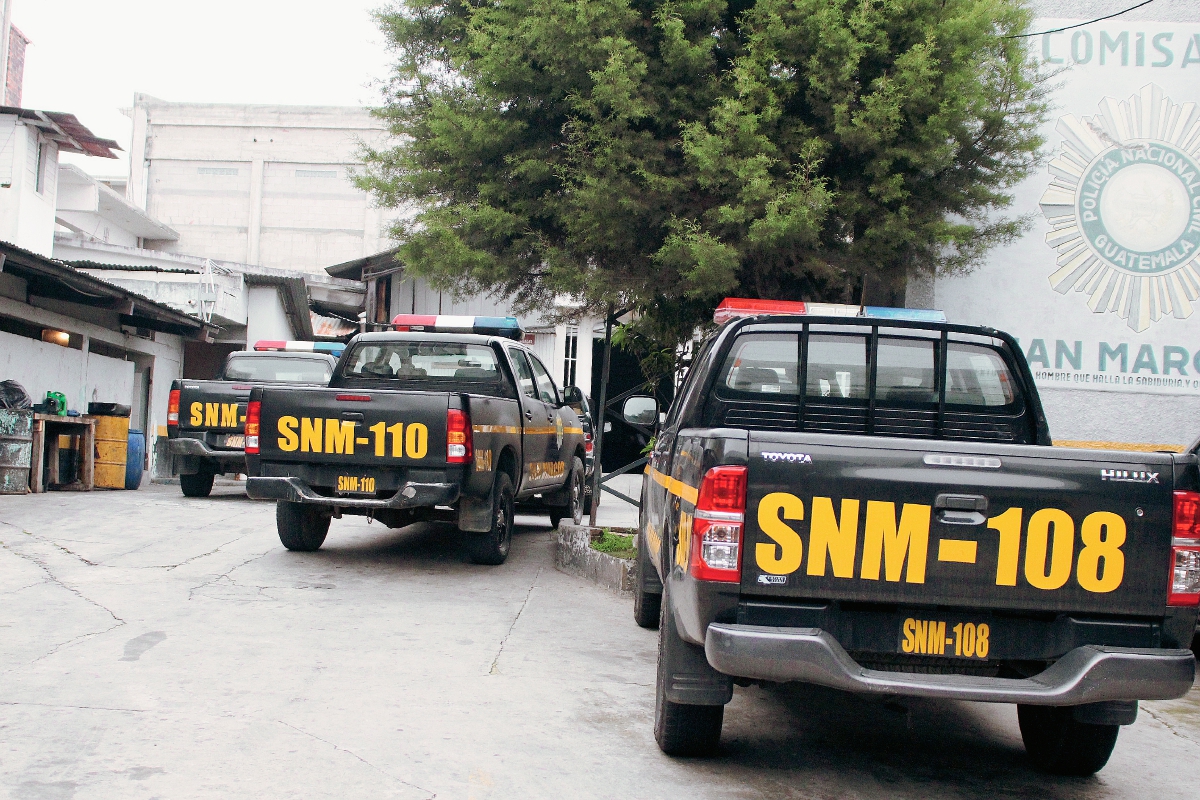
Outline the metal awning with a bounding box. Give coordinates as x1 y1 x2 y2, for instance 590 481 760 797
0 107 121 158
0 240 214 339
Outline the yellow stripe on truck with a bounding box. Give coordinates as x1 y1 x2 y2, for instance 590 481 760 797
648 466 698 505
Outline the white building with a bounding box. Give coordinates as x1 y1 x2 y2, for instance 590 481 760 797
922 0 1200 448
124 95 399 272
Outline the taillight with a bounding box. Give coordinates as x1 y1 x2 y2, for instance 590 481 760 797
245 400 261 454
584 429 594 454
1169 491 1200 606
167 389 180 426
689 465 747 582
447 408 472 464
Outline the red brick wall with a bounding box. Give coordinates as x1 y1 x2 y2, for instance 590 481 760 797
5 25 28 107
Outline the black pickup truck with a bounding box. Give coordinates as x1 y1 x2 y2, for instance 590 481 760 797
167 345 340 496
244 325 588 564
634 298 1198 775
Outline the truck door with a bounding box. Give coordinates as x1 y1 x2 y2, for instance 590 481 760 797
507 349 551 491
527 353 567 487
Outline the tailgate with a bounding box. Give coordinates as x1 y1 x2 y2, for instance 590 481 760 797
743 434 1173 616
257 387 450 468
178 382 250 435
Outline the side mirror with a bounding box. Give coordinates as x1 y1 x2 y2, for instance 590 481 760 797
562 386 584 405
622 396 658 426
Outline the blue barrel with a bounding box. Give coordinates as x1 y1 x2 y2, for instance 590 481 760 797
125 429 145 490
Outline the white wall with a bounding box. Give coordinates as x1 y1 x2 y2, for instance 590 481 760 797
130 97 402 272
0 331 134 412
0 121 57 256
932 13 1200 447
245 285 294 343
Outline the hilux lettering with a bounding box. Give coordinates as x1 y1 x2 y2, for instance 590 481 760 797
754 493 1126 593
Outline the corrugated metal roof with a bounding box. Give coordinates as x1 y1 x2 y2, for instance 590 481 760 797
0 107 121 158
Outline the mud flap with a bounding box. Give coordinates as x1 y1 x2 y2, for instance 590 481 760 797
662 587 733 706
638 531 663 594
458 483 494 533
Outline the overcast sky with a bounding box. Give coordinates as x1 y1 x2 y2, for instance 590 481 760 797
14 0 393 177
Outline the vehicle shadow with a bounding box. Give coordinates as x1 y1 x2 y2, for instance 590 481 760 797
712 681 1098 796
287 518 553 570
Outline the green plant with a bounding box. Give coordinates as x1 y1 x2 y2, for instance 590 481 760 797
590 529 636 560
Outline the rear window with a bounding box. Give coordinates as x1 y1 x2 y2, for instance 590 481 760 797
344 342 502 381
715 332 1018 408
222 356 332 383
946 343 1016 406
718 335 799 395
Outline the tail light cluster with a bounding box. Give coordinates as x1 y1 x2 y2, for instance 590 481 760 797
689 465 747 582
584 428 594 456
167 389 180 427
447 408 472 464
1169 490 1200 606
245 400 261 455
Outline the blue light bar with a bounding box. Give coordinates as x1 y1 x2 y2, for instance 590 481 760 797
862 307 947 323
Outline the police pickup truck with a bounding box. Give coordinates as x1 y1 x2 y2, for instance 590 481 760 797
244 315 587 565
634 297 1198 775
166 342 341 497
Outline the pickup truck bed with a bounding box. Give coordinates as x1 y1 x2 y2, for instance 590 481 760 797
636 309 1198 775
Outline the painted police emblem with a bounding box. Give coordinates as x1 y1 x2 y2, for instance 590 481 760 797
555 415 564 449
1039 83 1200 332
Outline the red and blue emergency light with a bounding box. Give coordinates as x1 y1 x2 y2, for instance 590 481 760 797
253 340 346 357
713 298 946 325
390 314 524 341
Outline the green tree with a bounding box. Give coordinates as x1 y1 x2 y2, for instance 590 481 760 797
361 0 1046 346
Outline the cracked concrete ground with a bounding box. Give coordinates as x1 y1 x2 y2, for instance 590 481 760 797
1 483 1198 800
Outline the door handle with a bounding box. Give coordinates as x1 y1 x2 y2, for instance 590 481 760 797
340 412 365 423
934 493 987 526
525 409 533 421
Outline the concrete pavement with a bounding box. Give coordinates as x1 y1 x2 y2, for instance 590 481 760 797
0 483 1198 799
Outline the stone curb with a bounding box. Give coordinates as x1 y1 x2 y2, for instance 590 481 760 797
554 524 636 594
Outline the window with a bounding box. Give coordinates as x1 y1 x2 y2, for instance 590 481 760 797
806 335 867 399
718 335 799 395
222 356 333 383
197 167 239 176
564 326 578 388
876 338 936 404
34 140 46 194
946 344 1016 407
344 342 501 381
508 349 539 400
528 354 559 405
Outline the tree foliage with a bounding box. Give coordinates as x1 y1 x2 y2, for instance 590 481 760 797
360 0 1046 342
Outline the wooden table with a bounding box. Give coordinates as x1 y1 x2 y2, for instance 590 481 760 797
29 414 95 493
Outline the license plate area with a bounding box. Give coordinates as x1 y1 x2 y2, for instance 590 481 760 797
336 475 377 495
221 434 245 449
899 616 991 659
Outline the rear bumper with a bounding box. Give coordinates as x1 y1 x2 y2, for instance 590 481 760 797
704 624 1196 704
168 437 242 460
245 476 459 511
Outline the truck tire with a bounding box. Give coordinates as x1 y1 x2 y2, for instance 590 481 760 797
469 472 514 565
654 588 724 756
1018 704 1119 775
549 457 585 528
633 526 661 629
276 501 330 552
180 470 214 498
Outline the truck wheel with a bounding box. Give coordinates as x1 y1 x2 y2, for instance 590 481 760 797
633 527 661 629
1018 704 1119 775
654 590 723 756
180 470 214 498
276 501 330 552
470 473 514 565
549 457 585 528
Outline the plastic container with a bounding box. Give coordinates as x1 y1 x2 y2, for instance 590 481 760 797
92 414 130 489
125 430 145 490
